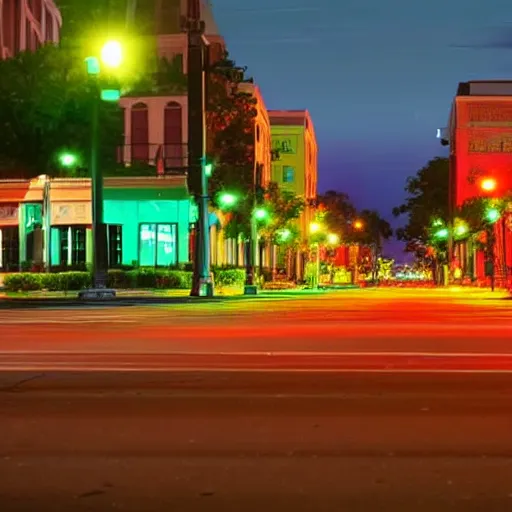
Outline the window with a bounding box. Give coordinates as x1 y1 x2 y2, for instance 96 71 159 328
283 166 295 183
139 223 177 267
107 225 123 267
55 226 86 267
0 227 19 271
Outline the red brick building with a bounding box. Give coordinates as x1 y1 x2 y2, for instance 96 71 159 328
445 81 512 285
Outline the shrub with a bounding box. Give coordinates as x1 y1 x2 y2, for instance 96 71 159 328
3 269 239 292
213 268 245 287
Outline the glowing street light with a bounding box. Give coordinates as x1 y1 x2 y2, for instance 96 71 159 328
353 220 363 230
254 207 269 221
326 233 340 245
218 192 238 208
485 207 500 223
58 152 78 168
309 222 322 233
480 177 497 192
101 40 123 68
454 224 468 236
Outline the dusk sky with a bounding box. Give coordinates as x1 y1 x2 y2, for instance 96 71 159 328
211 0 512 256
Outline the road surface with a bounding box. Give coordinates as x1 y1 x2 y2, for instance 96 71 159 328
2 371 512 510
0 288 511 371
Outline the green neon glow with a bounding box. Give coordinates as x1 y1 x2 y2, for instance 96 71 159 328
485 208 500 223
219 192 238 208
434 228 448 239
254 208 268 221
59 152 77 167
85 56 100 75
101 89 121 102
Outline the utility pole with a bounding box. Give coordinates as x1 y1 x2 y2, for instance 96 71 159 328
186 0 213 296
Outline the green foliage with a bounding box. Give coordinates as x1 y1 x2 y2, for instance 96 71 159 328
351 209 393 249
0 44 123 179
207 53 257 199
3 268 245 292
212 268 246 287
318 190 357 237
260 182 305 245
392 157 449 252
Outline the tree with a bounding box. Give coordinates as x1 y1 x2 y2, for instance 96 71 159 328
0 44 123 179
206 54 257 197
392 157 449 257
260 182 305 246
317 190 357 238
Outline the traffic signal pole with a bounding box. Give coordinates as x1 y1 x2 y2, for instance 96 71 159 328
187 0 213 297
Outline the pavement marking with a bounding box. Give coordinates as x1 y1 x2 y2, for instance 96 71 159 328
3 350 512 357
3 366 512 374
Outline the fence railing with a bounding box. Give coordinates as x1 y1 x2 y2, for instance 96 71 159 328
117 143 188 171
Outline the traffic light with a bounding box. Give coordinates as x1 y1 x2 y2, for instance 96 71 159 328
100 89 121 102
204 161 213 177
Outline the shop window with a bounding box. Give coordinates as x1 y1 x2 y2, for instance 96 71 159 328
283 166 295 183
107 225 123 267
139 223 177 267
55 226 86 267
0 227 20 271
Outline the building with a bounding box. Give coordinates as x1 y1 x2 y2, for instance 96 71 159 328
119 0 224 170
0 176 193 271
268 110 318 277
443 80 512 285
0 0 61 59
216 82 273 267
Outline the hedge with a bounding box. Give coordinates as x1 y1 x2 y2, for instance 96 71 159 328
3 268 246 292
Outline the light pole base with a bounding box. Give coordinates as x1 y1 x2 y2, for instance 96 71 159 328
198 280 214 297
244 285 258 295
78 288 116 300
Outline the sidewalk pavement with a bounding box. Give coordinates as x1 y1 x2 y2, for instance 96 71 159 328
0 286 344 308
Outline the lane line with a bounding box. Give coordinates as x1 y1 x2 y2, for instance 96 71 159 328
3 350 512 357
2 366 512 374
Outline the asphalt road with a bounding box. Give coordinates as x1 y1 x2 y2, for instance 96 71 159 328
1 288 512 510
0 288 511 371
2 371 512 511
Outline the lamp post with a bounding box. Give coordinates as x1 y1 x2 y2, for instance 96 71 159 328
78 41 123 300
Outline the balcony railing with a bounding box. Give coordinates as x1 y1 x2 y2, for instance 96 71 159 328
117 143 188 172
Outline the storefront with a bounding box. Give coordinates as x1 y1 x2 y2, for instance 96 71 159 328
47 176 192 268
0 178 45 272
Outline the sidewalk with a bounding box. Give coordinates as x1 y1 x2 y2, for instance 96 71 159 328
0 286 343 308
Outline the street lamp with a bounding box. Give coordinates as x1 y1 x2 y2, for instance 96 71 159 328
309 221 325 289
101 41 123 68
78 40 123 300
480 177 497 193
353 220 363 230
218 192 238 209
58 152 78 168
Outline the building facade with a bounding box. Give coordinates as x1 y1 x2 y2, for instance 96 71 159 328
0 176 194 272
268 110 318 276
445 81 512 285
0 0 61 59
